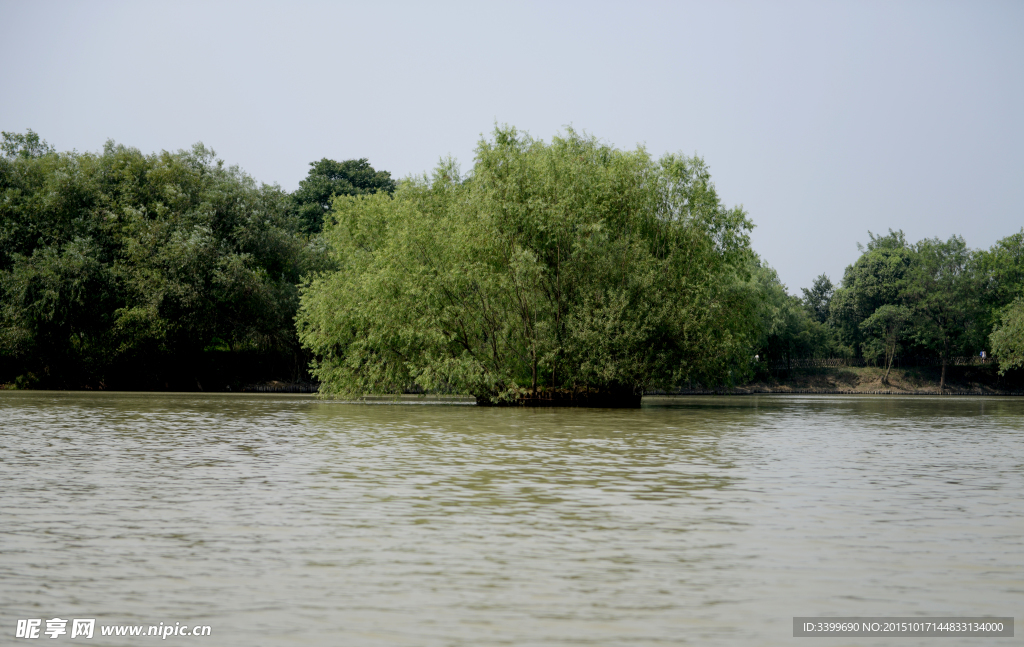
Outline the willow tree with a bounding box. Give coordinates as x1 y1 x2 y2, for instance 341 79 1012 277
297 127 758 404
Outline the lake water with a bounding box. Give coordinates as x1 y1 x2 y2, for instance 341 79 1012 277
1 392 1021 646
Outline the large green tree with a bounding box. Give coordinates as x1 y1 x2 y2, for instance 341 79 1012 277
297 127 759 403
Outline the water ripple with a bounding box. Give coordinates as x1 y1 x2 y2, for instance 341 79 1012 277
1 393 1021 646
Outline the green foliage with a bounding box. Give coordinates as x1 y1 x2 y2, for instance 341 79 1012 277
5 128 1022 394
0 133 324 388
978 229 1024 301
975 229 1024 337
1 129 54 159
828 230 913 355
822 230 1007 388
902 235 983 373
748 262 833 371
298 127 759 401
859 304 912 381
292 158 396 235
801 273 833 324
990 295 1024 374
980 231 1024 375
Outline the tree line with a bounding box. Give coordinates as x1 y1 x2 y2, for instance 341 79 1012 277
2 128 1021 395
0 130 391 389
755 229 1024 389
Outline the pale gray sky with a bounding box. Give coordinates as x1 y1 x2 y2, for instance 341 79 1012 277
2 0 1021 293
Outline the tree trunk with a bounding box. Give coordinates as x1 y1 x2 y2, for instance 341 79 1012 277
883 345 894 385
531 347 537 394
939 338 948 391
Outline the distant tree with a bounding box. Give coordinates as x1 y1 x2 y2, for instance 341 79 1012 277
292 158 396 235
990 295 1024 374
750 263 833 372
859 304 912 383
828 230 913 357
978 229 1024 303
902 235 982 390
975 229 1024 345
801 273 833 323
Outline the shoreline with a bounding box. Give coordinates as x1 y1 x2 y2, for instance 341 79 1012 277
6 366 1023 399
3 390 1023 403
651 389 1024 397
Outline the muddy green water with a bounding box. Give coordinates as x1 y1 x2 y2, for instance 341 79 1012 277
1 393 1021 646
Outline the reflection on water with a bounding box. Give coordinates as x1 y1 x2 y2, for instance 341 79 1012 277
1 393 1021 646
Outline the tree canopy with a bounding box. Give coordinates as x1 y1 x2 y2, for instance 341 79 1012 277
990 296 1024 374
801 274 834 324
297 127 759 403
2 127 1022 394
817 229 1024 386
902 235 982 388
292 158 396 235
0 132 326 388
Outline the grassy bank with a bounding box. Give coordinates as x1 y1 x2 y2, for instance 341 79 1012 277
735 365 1024 394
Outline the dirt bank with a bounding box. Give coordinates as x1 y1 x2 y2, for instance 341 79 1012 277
732 365 1023 395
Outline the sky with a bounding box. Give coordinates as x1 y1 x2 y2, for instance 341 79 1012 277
2 0 1021 293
